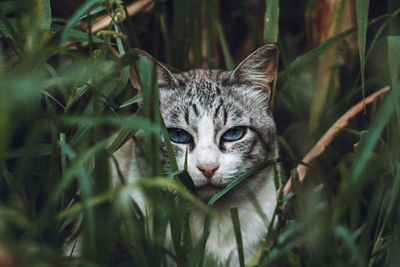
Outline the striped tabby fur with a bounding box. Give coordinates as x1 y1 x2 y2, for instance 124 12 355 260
126 44 280 266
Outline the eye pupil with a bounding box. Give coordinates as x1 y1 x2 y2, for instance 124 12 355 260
221 126 246 142
167 128 192 144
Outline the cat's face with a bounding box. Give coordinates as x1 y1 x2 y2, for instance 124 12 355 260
136 45 279 203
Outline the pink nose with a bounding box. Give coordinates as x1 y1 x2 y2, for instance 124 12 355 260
197 164 219 179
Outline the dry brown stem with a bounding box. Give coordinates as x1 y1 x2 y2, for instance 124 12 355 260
83 0 154 33
284 86 391 195
107 44 140 90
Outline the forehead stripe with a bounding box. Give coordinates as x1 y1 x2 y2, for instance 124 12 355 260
184 107 189 125
214 99 223 118
192 103 199 116
223 107 228 126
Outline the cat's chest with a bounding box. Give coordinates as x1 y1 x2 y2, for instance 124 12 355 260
188 184 275 266
112 132 277 265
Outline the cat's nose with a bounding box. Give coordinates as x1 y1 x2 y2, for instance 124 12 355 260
197 164 219 179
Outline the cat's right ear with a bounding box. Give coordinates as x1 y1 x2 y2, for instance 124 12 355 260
131 48 178 90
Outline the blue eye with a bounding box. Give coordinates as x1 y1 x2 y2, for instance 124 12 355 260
167 128 192 144
221 126 247 142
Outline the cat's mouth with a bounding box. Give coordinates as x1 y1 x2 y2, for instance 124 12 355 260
195 184 226 202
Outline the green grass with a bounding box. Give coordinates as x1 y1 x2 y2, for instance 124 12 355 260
1 0 400 266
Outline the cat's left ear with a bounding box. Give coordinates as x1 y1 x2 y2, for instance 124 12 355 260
231 44 278 94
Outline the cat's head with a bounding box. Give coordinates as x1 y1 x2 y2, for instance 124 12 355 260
134 45 279 203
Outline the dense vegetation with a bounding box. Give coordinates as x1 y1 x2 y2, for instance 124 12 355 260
0 0 400 266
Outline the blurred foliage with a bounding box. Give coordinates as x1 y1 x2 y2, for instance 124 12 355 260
0 0 400 266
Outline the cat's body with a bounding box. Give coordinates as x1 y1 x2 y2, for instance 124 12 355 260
125 44 279 266
63 45 279 266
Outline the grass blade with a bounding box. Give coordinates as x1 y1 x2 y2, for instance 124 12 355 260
336 36 400 214
39 0 52 30
280 27 356 77
119 93 142 108
230 207 245 267
264 0 280 44
208 160 274 206
60 0 100 47
161 119 179 172
0 10 21 51
280 11 396 78
215 19 234 70
356 0 370 106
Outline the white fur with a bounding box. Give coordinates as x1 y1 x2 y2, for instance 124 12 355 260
189 175 276 266
184 116 242 188
126 115 277 266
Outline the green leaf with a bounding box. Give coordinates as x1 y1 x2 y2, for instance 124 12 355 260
280 27 356 77
215 19 234 70
39 0 51 30
60 0 100 46
52 24 104 43
337 36 400 213
388 36 400 87
62 115 161 134
4 143 52 159
334 226 366 267
136 49 162 178
168 169 196 196
171 0 202 69
204 0 216 68
280 11 395 78
231 207 245 267
107 128 136 154
208 160 275 206
264 0 280 44
119 93 143 108
356 0 370 105
0 12 21 47
0 1 18 15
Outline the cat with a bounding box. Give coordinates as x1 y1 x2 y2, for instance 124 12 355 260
63 44 279 266
119 44 280 266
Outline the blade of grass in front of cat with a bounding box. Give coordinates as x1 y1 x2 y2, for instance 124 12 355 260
161 118 179 172
28 138 109 248
136 50 162 177
137 46 173 264
208 160 275 206
230 207 245 267
119 93 143 108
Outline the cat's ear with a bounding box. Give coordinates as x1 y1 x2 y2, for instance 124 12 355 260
231 44 278 94
131 48 178 90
